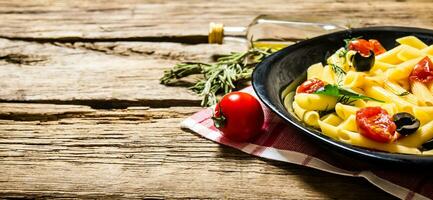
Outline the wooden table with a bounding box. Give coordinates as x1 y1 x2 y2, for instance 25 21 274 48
2 0 432 199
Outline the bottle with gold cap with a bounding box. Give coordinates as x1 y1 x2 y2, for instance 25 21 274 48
209 14 348 50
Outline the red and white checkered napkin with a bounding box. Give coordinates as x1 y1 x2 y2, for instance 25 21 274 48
181 86 433 200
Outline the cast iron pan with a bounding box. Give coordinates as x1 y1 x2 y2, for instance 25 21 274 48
252 26 433 167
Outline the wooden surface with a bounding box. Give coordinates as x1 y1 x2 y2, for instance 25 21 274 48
4 0 433 199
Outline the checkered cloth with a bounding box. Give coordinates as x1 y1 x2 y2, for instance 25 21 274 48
181 86 433 200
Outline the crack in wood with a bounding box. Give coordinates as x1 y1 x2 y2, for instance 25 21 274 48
0 35 209 45
0 103 200 122
0 191 125 199
0 53 48 65
0 113 88 122
0 99 201 109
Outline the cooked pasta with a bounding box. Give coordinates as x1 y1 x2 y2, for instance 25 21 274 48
284 36 433 155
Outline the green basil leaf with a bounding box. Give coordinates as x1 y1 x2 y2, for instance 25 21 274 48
314 84 340 96
314 84 384 104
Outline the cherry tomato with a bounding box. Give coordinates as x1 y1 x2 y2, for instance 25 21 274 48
213 92 264 142
296 78 325 94
368 39 386 55
348 39 372 57
409 56 433 83
348 39 386 56
356 107 398 143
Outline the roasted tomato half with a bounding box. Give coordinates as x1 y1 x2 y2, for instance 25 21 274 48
348 38 386 56
409 56 433 83
355 107 399 143
296 78 325 94
368 39 386 55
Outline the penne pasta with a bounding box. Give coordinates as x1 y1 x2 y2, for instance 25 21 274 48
398 120 433 148
364 86 412 113
321 65 337 84
343 71 366 89
376 45 403 64
396 36 428 49
294 93 337 111
421 45 433 55
411 106 433 125
383 81 419 105
338 129 421 154
370 61 395 73
411 81 433 106
285 36 433 154
386 57 423 81
397 45 423 61
307 63 324 80
337 115 358 132
304 111 320 128
335 103 358 120
321 113 343 126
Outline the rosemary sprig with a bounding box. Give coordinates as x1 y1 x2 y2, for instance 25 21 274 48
387 87 410 97
382 83 411 97
330 63 347 85
337 48 348 58
160 47 274 106
397 91 410 96
160 62 210 85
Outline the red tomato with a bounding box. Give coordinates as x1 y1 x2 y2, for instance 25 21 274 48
296 78 325 94
368 39 386 55
213 92 264 142
409 56 433 83
355 107 398 143
348 39 372 56
348 39 386 56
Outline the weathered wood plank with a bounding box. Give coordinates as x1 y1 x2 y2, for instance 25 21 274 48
0 103 396 199
1 1 430 199
0 0 432 40
2 0 433 105
0 38 245 106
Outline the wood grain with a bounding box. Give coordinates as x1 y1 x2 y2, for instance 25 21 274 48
2 0 433 105
0 103 396 199
0 38 245 107
1 0 429 199
0 0 432 41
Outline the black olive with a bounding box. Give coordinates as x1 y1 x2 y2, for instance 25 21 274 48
422 139 433 151
392 112 420 136
351 50 375 72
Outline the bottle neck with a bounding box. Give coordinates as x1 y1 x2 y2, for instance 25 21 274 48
224 26 247 36
254 18 345 31
208 23 246 44
208 18 347 45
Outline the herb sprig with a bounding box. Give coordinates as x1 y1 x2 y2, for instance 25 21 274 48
397 91 410 96
160 47 274 106
344 36 362 49
388 87 410 97
314 84 384 105
330 63 347 85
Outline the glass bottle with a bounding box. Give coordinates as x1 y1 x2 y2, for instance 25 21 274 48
209 14 348 49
